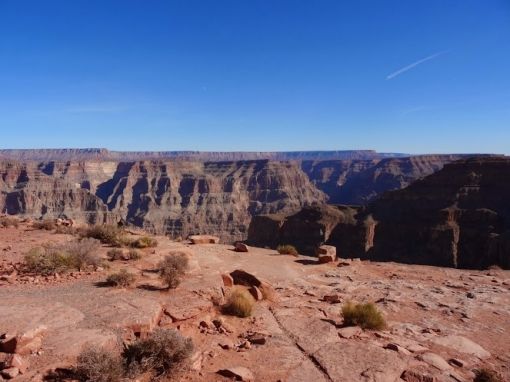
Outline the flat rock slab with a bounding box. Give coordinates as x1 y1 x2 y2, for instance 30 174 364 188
163 295 213 321
314 340 408 382
272 308 339 354
430 335 491 359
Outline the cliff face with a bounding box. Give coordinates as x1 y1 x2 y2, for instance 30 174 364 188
301 155 486 205
0 160 325 242
355 157 510 269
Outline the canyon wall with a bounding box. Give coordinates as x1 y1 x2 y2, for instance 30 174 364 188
1 154 503 244
0 160 325 242
249 157 510 269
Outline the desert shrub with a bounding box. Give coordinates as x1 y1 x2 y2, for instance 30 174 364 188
24 238 101 275
131 236 158 249
158 253 188 289
277 244 298 256
107 248 124 261
0 216 19 228
341 301 386 330
55 225 77 235
106 269 136 287
474 368 503 382
83 225 125 246
222 287 255 318
127 248 141 260
123 328 193 376
33 219 57 231
75 347 123 382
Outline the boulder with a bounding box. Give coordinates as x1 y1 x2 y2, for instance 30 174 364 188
317 245 337 263
0 325 46 355
401 370 436 382
1 367 19 379
189 235 220 244
234 242 249 252
2 354 29 374
217 366 255 381
221 273 234 287
248 286 263 301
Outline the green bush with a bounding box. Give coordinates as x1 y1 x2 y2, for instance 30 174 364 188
83 225 125 247
474 368 503 382
75 347 123 382
0 216 19 228
159 253 188 289
341 301 386 330
222 287 255 318
277 244 298 256
106 269 136 287
24 238 101 275
131 236 158 249
123 328 194 376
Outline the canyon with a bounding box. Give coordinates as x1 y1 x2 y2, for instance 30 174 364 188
0 150 492 243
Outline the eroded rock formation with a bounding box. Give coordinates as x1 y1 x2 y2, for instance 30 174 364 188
250 157 510 269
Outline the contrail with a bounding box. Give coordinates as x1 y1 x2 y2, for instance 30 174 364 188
386 51 446 80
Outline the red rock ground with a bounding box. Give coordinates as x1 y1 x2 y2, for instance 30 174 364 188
0 223 509 381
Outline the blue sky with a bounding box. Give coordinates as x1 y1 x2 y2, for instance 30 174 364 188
0 1 509 153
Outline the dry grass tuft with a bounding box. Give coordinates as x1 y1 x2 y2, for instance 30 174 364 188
32 219 57 231
277 244 298 256
0 216 19 228
123 328 194 376
222 287 255 318
341 301 386 330
131 236 158 249
158 253 188 289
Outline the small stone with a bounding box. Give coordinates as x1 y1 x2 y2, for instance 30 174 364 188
401 369 436 382
338 326 362 339
449 358 465 368
217 366 255 381
466 292 475 299
384 343 411 355
322 294 342 304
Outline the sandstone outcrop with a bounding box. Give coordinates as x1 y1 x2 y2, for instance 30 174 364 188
248 204 358 255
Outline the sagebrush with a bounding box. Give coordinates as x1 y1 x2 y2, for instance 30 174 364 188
24 238 101 275
106 269 136 287
158 253 188 289
75 347 123 382
123 328 194 376
82 225 126 247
